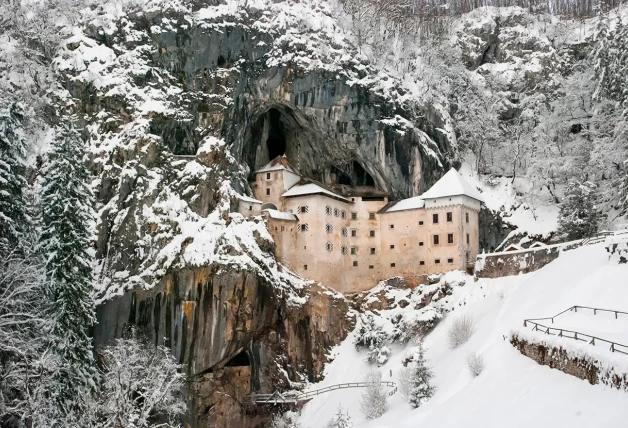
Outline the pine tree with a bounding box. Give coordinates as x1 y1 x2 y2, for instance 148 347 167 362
408 341 435 408
557 180 600 240
325 405 353 428
0 101 30 256
39 117 98 419
353 314 391 364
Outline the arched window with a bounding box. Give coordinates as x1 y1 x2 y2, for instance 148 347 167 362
297 223 309 232
333 208 340 217
326 242 334 252
341 246 348 254
297 206 309 214
326 206 332 215
341 210 347 219
341 228 348 237
326 224 333 233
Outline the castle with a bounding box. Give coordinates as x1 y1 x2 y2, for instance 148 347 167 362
237 156 483 293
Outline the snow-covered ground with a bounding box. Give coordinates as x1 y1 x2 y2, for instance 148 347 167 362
299 243 628 427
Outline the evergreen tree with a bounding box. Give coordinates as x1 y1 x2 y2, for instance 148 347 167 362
557 180 600 240
408 341 435 408
325 405 353 428
38 118 98 420
353 314 391 364
0 102 30 256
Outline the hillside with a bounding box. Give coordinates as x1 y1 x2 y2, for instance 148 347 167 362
299 243 628 427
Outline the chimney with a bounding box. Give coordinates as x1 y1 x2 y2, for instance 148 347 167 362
280 155 288 167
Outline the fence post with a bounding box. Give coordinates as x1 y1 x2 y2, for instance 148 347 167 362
594 309 597 315
524 320 527 327
574 306 577 313
611 343 615 352
575 332 577 341
590 337 595 345
615 311 618 319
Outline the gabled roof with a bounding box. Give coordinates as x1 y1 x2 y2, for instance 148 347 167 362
420 168 484 202
237 194 263 204
282 181 350 203
381 196 425 213
255 155 297 174
262 209 299 221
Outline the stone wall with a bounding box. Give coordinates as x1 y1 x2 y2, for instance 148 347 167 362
510 334 628 391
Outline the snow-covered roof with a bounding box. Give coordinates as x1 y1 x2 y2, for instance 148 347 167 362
282 183 350 202
382 196 425 213
237 194 263 204
420 168 484 202
255 155 296 174
263 209 298 221
528 241 547 248
504 244 522 251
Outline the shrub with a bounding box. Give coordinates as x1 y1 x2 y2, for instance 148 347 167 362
466 352 485 377
270 410 303 428
325 405 353 428
354 314 390 364
359 370 388 419
447 314 475 348
408 341 436 408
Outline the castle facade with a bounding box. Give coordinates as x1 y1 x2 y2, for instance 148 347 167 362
238 156 483 293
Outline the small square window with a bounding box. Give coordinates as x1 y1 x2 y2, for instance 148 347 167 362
433 235 439 245
419 260 425 265
419 241 424 246
369 265 374 269
353 261 358 267
390 244 395 249
370 230 375 237
466 212 469 223
249 205 253 211
266 188 270 196
266 173 271 179
391 263 396 267
281 226 285 232
448 233 454 244
370 248 376 255
435 259 441 264
351 247 357 255
304 246 307 249
447 212 453 222
433 213 439 224
351 212 358 220
369 213 376 220
351 230 357 237
419 221 424 226
447 258 454 264
467 233 470 244
390 224 394 229
275 226 278 231
304 265 308 270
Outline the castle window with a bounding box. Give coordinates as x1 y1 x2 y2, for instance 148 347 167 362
370 248 376 255
391 263 396 267
351 212 357 220
334 208 340 217
351 229 357 237
266 173 271 179
433 235 439 245
467 233 470 244
369 265 374 269
326 206 332 215
341 228 348 237
447 258 454 264
341 210 347 219
297 223 309 232
266 188 270 196
419 221 424 226
326 224 333 233
390 224 394 229
466 212 469 223
447 212 453 222
369 213 376 220
297 206 309 214
448 233 454 244
281 226 285 232
341 246 348 254
304 265 307 270
275 226 278 231
351 247 357 255
353 261 358 267
390 244 394 249
369 230 375 237
249 205 252 211
435 259 441 264
433 213 439 224
326 242 334 252
419 241 424 246
420 261 425 265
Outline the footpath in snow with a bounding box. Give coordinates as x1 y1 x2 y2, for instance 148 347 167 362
299 243 628 427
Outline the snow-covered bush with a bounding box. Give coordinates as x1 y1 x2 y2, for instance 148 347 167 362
270 410 303 428
557 180 600 240
324 405 353 428
408 341 435 408
354 314 391 364
391 309 442 344
447 314 475 348
397 367 412 399
359 370 388 419
466 352 485 377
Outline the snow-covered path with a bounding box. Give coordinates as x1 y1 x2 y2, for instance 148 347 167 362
300 244 628 427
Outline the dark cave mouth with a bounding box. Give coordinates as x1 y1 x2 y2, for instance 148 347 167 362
266 108 287 160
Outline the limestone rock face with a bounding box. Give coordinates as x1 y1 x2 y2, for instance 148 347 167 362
95 267 352 427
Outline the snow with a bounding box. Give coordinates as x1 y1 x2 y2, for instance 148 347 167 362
282 183 350 202
299 243 628 427
420 168 484 202
238 194 263 204
384 196 425 213
263 209 298 221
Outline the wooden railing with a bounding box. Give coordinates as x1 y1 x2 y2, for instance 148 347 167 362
249 381 397 404
523 305 628 355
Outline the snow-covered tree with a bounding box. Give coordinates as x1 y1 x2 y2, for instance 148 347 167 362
354 314 391 364
408 341 435 408
96 328 187 428
269 410 303 428
0 102 30 257
324 405 353 428
557 180 600 240
359 370 388 419
38 118 98 418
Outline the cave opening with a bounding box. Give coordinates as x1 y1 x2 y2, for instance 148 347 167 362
225 350 251 367
266 108 287 160
331 166 352 185
353 161 375 187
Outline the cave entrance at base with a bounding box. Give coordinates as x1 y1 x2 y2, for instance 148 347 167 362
266 108 287 160
225 349 251 367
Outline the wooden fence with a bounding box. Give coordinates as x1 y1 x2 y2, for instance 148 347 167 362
249 381 397 404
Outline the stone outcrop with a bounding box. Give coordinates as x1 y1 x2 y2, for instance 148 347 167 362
95 266 352 427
